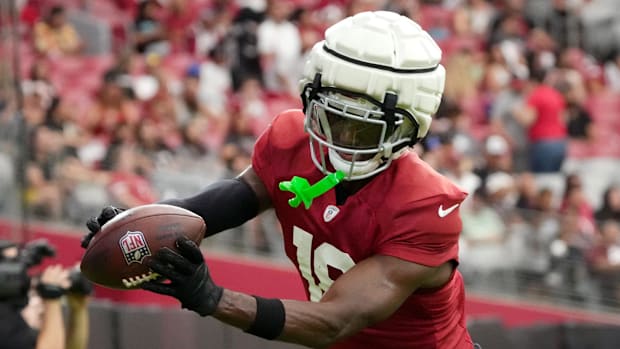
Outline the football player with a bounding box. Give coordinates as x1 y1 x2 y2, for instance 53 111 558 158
85 11 474 348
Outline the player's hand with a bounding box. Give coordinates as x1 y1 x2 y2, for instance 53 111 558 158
141 236 223 317
82 206 125 248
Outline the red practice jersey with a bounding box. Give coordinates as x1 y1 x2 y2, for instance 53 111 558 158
252 110 473 349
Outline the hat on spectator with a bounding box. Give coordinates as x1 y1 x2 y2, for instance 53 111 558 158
186 63 201 79
485 171 515 195
485 135 509 155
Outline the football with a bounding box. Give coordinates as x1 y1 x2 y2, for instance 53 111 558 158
80 204 206 289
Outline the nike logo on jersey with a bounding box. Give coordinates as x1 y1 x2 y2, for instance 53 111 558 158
438 203 459 218
323 205 340 222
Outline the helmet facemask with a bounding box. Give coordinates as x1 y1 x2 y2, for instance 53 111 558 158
303 84 419 181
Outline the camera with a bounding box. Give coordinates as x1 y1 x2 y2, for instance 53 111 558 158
0 239 93 307
0 239 56 304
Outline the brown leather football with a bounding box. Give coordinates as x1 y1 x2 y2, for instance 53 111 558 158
80 204 206 289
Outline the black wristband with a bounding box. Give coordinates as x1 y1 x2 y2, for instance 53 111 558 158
36 283 65 299
244 296 286 340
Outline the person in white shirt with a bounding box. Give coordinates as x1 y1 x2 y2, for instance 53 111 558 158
257 0 302 96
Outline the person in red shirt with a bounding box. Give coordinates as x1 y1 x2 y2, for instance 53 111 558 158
514 70 568 172
84 11 474 349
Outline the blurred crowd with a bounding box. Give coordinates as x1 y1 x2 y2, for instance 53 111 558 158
1 0 620 309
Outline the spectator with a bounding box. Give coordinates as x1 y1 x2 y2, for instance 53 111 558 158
106 145 159 208
163 0 201 53
33 6 82 57
228 77 270 138
515 172 539 211
84 70 140 142
177 116 212 159
226 7 264 90
26 125 76 219
488 0 531 46
135 118 168 160
174 64 208 123
22 61 56 110
547 209 591 301
197 45 232 116
490 74 529 171
596 185 620 223
560 181 596 237
257 0 301 95
526 28 558 79
513 70 568 173
474 134 513 189
604 50 620 92
485 170 519 214
43 97 89 152
556 79 593 140
133 0 169 55
454 0 496 39
21 85 48 128
514 186 560 296
482 42 514 95
193 2 234 58
587 220 620 307
444 48 483 105
346 0 383 16
174 64 229 151
141 66 182 151
459 188 510 280
542 0 583 51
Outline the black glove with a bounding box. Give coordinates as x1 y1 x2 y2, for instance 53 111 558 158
82 206 125 248
141 237 223 316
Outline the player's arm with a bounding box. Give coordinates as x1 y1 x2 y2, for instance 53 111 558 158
142 238 453 348
219 256 452 348
159 166 271 236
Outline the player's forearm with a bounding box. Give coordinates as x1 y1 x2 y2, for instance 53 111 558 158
160 178 261 236
36 300 66 349
213 289 363 348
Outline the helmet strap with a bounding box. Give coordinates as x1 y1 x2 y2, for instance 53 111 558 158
382 92 397 136
301 73 323 113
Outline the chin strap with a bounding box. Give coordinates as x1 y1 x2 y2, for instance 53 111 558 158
278 171 345 209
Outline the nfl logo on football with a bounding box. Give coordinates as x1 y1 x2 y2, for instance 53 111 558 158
119 231 152 265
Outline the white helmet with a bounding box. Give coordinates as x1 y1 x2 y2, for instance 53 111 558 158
299 11 446 180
